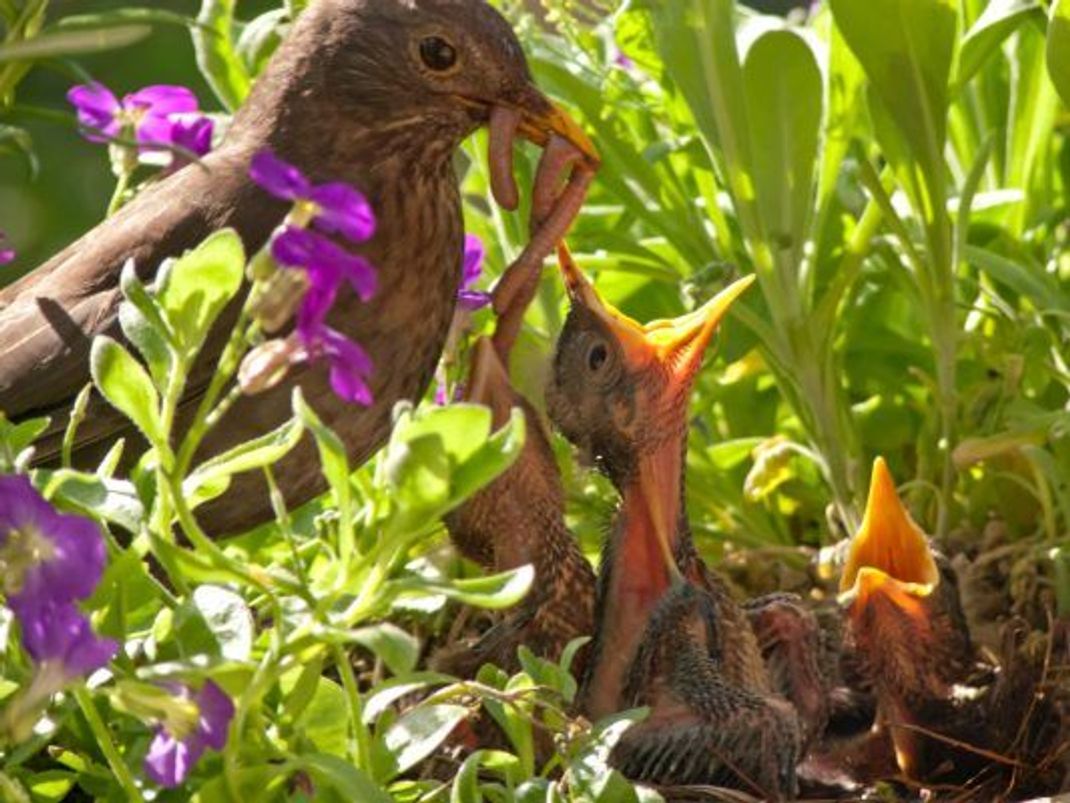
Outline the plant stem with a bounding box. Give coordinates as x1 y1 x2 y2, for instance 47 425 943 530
332 644 373 775
74 686 143 803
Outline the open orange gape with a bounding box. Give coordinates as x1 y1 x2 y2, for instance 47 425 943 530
839 457 941 616
555 242 755 584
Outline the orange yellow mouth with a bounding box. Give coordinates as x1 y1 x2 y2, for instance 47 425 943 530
557 243 754 584
556 243 755 391
839 458 939 611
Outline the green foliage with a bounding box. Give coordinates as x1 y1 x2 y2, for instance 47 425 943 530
1 0 1068 799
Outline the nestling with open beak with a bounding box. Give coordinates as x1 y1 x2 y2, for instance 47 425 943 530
435 336 595 678
838 458 1067 793
546 246 825 798
0 0 597 536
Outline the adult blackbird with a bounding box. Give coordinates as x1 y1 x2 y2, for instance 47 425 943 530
838 458 1066 793
546 247 813 798
0 0 597 534
436 335 595 678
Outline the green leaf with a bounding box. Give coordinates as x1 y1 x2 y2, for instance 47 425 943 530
0 25 151 62
119 259 174 384
0 416 50 456
741 28 822 265
830 0 956 195
156 229 245 355
296 677 349 757
51 7 198 32
185 417 303 502
956 0 1040 88
191 584 254 661
90 336 166 449
293 389 353 561
37 469 144 532
388 565 534 611
350 622 420 677
193 0 251 111
1048 0 1070 107
362 673 454 725
383 704 469 777
298 754 392 803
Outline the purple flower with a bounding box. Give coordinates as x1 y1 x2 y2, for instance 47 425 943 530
272 226 377 323
67 82 199 148
457 234 490 312
144 680 234 788
251 151 376 244
169 115 214 159
294 323 375 406
9 598 117 679
0 232 14 265
0 475 106 607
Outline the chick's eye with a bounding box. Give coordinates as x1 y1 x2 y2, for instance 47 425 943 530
587 343 608 372
419 36 458 72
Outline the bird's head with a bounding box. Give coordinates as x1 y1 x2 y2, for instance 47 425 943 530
547 245 752 577
838 458 972 706
547 244 753 487
314 0 596 162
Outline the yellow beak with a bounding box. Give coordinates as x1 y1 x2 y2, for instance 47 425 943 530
839 457 939 604
556 243 755 390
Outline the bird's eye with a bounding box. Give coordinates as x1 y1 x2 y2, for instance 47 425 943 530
587 343 608 372
419 36 458 72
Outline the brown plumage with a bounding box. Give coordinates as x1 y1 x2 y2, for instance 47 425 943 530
545 247 807 798
0 0 596 535
435 336 595 678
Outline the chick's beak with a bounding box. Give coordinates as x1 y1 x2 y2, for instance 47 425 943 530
839 457 940 611
557 243 754 388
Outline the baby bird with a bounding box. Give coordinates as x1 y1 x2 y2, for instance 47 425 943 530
546 247 814 798
838 457 1066 793
437 336 595 678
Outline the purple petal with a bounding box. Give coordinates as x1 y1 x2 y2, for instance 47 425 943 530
170 116 214 158
12 599 116 677
462 234 485 288
0 232 14 265
0 475 53 538
457 290 491 312
434 379 450 406
0 475 105 603
296 280 340 337
318 326 374 405
145 729 202 788
20 510 106 604
135 114 179 150
270 225 318 268
67 82 120 142
272 227 376 303
123 85 198 118
309 183 376 243
250 151 310 201
195 681 235 751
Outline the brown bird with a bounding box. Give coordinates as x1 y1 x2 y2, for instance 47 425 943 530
435 335 595 678
545 247 814 798
0 0 597 535
838 457 1067 793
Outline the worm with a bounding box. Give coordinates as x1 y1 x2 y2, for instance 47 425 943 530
491 158 595 359
488 106 522 211
530 133 581 230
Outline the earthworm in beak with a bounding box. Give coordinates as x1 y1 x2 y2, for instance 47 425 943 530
488 106 522 211
530 133 581 229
